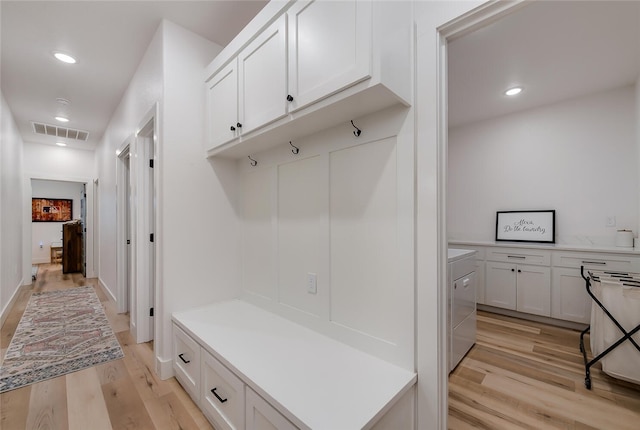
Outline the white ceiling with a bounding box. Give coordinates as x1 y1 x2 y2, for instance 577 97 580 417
1 0 268 151
4 1 638 150
448 1 640 127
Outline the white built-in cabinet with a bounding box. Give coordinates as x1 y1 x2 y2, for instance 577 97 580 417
172 301 416 430
204 0 411 158
206 60 239 150
485 262 551 316
206 15 287 150
484 248 551 317
454 242 640 324
551 251 640 323
286 0 371 111
246 388 297 430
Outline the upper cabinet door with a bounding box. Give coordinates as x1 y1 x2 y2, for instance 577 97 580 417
207 60 239 150
287 0 372 112
238 15 288 134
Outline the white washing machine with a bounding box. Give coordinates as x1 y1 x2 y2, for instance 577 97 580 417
448 248 477 372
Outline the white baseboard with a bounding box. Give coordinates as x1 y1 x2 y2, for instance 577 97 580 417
1 280 25 327
98 277 117 302
32 258 50 265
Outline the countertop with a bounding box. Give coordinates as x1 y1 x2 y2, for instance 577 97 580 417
449 240 640 255
173 300 416 430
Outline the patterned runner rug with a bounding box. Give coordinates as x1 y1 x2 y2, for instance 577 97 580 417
0 286 124 393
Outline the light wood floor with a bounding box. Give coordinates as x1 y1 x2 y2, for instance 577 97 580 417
0 264 214 430
2 265 639 429
449 311 640 429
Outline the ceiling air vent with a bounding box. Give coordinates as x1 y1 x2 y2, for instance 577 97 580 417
31 121 89 141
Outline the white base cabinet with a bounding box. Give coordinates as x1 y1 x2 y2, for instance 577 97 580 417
246 387 297 430
484 248 551 317
173 300 416 430
173 325 201 402
201 349 245 430
451 242 640 324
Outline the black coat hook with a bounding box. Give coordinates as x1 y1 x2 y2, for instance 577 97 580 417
289 141 299 155
351 120 362 137
248 155 257 166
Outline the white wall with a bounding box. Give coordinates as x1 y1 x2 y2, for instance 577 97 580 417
95 19 227 375
31 179 85 264
22 142 97 280
448 85 637 245
0 92 25 322
156 20 230 373
96 21 163 299
238 105 415 369
414 1 486 428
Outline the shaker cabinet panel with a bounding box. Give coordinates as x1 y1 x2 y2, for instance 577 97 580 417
485 262 517 310
485 262 550 316
516 265 551 317
287 0 371 111
173 326 201 402
201 350 245 430
238 15 288 134
551 267 592 324
207 61 239 150
246 387 298 430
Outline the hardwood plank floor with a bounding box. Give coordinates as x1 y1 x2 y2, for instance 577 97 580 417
449 311 640 429
3 265 638 429
0 264 213 430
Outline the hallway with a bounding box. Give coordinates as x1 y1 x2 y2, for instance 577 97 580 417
0 264 212 430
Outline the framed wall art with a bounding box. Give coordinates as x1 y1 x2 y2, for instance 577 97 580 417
496 210 555 243
32 198 73 222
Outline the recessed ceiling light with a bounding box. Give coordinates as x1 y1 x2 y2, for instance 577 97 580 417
56 142 67 147
505 87 523 96
55 116 69 123
53 52 76 64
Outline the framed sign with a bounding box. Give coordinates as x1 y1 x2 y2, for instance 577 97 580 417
496 210 555 243
32 198 73 222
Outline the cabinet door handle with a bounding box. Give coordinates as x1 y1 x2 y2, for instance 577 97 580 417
230 125 236 131
507 255 526 259
518 269 522 273
287 94 294 102
582 260 606 265
178 353 190 364
511 268 515 272
211 387 228 403
236 122 243 128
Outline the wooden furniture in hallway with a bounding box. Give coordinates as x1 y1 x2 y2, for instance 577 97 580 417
50 245 62 264
62 220 83 273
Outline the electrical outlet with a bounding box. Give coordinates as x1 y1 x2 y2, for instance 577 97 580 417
307 273 317 294
606 216 616 227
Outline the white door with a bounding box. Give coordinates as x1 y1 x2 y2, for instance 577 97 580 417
238 15 288 134
287 0 371 111
485 261 516 310
207 60 239 150
516 265 551 316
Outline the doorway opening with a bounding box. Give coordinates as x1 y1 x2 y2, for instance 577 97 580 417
116 106 157 345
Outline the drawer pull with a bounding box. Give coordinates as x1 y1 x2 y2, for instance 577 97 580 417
507 255 526 259
211 387 228 403
582 260 606 265
178 353 190 364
